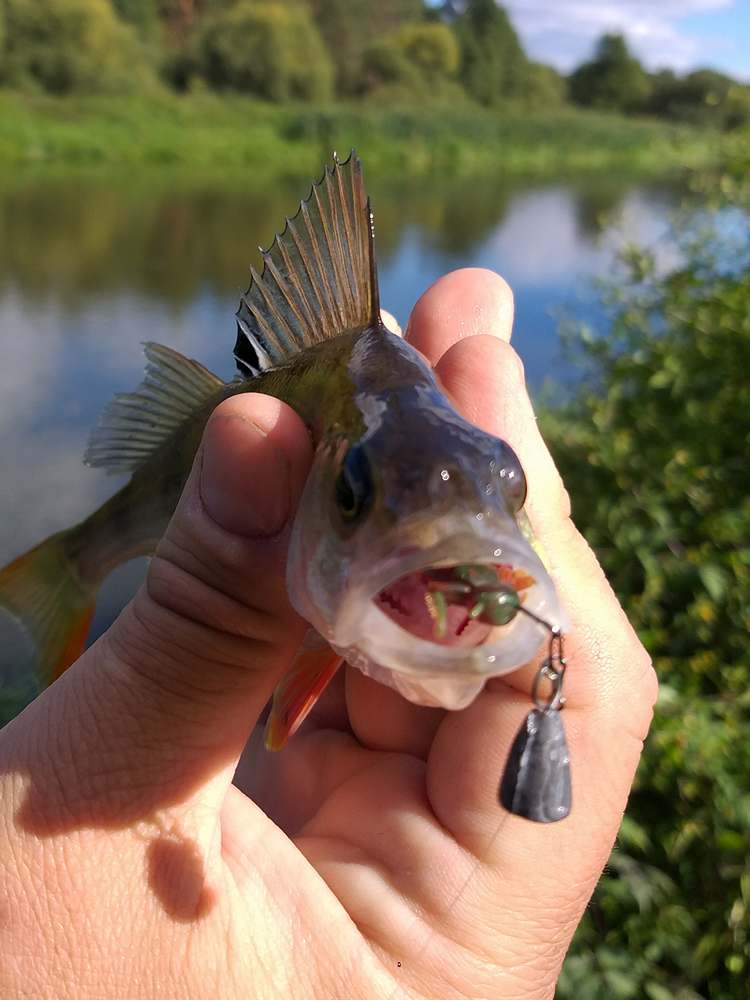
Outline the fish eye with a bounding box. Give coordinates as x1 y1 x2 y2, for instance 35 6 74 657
496 444 527 512
335 445 373 522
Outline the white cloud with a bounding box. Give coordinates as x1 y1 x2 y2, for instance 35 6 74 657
503 0 740 75
474 186 679 286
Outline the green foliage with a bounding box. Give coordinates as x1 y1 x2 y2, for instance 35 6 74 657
546 156 750 998
648 69 681 119
361 21 459 98
569 33 652 114
309 0 423 95
0 0 746 128
392 22 459 82
194 1 332 101
453 0 529 105
0 0 150 94
0 92 723 175
648 68 750 131
361 36 422 96
111 0 158 35
524 61 566 108
156 0 222 35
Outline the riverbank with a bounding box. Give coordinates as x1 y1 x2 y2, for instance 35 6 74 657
0 91 726 179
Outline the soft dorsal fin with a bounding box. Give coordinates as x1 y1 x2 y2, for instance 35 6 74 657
84 342 223 474
234 150 380 376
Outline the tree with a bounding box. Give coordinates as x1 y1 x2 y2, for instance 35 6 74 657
309 0 424 95
647 67 679 116
569 33 651 114
648 67 750 130
453 0 528 105
195 1 333 101
0 0 150 93
157 0 227 37
111 0 158 35
395 22 459 82
362 21 459 95
361 36 423 96
524 61 565 108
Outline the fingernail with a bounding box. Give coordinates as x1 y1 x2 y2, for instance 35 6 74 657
200 414 290 537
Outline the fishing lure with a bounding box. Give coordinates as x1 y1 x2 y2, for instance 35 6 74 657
0 153 571 821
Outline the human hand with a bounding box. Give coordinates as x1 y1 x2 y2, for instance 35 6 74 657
0 269 656 999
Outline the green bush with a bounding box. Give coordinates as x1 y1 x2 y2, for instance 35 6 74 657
195 1 333 101
524 61 566 108
361 36 422 95
0 0 150 94
392 22 459 82
648 68 750 131
546 155 750 998
309 0 423 95
361 21 459 98
111 0 157 35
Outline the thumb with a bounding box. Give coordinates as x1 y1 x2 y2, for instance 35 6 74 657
114 390 313 741
14 393 313 833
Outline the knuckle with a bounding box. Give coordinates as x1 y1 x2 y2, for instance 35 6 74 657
559 489 572 522
592 628 658 743
634 646 659 702
498 340 525 384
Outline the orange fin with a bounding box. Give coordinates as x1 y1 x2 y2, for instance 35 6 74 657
265 632 344 751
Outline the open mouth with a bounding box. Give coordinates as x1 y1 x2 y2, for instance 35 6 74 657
376 563 536 648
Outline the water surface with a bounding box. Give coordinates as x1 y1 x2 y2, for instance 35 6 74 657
0 169 680 639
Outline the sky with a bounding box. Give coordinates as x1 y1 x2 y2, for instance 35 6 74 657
499 1 750 81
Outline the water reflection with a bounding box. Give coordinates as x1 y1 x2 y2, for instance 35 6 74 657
0 169 680 640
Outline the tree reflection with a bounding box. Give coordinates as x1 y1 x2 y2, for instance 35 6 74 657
571 175 680 238
0 173 301 306
0 170 522 308
0 167 675 637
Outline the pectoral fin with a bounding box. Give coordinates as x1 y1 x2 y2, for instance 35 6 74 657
85 342 224 475
265 631 344 751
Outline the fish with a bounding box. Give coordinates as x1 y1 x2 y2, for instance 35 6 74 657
0 152 566 748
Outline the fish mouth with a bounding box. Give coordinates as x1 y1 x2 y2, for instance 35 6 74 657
292 515 567 694
375 563 536 648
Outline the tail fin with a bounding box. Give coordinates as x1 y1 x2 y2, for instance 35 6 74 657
0 532 95 724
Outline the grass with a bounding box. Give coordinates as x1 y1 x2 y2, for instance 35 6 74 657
0 90 727 180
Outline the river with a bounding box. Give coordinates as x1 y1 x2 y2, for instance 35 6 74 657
0 169 681 644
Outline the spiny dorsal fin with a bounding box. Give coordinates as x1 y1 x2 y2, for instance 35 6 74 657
234 151 379 377
84 342 223 474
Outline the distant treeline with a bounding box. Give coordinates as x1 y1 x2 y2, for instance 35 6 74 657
0 0 748 129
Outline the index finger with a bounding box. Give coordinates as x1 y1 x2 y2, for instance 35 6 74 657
406 268 515 361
